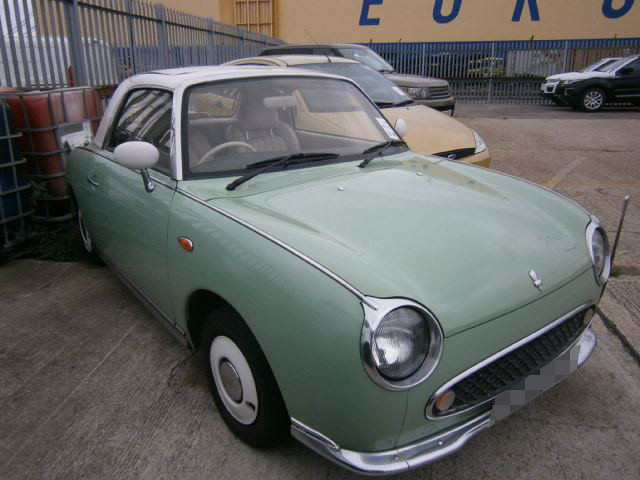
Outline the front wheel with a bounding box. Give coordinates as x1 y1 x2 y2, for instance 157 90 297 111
580 88 606 112
202 306 289 447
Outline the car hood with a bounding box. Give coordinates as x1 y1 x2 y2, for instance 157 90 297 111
385 72 449 88
191 154 592 337
381 105 475 155
546 71 612 81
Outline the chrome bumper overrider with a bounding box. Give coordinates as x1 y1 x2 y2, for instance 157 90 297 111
291 326 597 476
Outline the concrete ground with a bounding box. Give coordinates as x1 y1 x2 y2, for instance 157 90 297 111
1 103 640 479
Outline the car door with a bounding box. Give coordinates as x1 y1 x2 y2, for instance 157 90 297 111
611 58 640 100
93 88 177 318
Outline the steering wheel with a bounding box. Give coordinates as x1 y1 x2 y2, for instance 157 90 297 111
196 141 256 167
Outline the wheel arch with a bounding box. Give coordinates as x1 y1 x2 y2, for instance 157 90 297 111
185 288 237 349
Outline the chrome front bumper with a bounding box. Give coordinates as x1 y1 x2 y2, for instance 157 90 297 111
291 326 597 476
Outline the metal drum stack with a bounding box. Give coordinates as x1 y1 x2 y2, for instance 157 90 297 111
3 88 103 222
0 93 33 248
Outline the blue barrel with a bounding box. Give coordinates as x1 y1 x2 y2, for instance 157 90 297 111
1 100 33 248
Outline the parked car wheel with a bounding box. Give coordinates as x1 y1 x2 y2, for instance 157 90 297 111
77 208 103 264
202 306 289 447
580 88 606 112
551 97 565 106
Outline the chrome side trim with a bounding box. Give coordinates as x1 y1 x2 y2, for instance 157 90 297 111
360 297 443 391
101 254 188 347
176 188 377 310
291 326 597 476
424 302 593 419
148 174 177 191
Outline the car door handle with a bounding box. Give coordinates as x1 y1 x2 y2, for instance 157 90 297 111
87 176 100 188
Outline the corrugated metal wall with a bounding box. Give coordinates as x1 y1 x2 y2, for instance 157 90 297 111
0 0 283 90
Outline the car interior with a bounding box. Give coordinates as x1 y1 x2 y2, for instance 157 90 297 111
186 79 387 175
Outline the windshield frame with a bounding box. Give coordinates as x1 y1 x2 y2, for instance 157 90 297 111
338 47 395 73
180 74 407 180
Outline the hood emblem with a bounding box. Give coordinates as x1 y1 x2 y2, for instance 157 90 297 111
529 270 543 291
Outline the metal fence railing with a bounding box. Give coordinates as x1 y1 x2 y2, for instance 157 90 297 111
368 38 640 104
1 0 283 90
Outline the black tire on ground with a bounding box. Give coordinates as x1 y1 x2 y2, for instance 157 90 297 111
202 305 289 448
551 97 565 106
579 87 606 113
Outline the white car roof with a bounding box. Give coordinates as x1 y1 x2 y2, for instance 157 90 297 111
125 65 346 90
93 65 358 152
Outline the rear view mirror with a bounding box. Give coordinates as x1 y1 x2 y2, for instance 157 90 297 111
394 118 408 138
114 141 159 193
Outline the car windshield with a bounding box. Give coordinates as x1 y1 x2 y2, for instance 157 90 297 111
184 76 400 176
338 47 394 72
594 56 635 73
294 63 410 107
580 58 618 73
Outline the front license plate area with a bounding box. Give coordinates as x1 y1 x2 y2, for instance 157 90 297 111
490 340 582 425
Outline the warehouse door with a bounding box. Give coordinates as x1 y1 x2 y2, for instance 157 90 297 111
234 0 274 36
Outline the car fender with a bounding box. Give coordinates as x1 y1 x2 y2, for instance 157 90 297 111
166 188 408 452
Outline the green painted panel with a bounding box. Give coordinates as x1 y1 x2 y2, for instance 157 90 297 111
167 192 408 452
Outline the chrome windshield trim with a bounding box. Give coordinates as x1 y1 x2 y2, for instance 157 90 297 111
175 188 377 309
424 302 594 419
291 325 597 476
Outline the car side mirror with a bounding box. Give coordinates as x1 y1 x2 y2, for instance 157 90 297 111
114 141 159 193
394 118 408 138
619 67 634 76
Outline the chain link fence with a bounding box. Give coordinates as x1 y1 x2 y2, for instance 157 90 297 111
1 0 283 90
369 38 640 104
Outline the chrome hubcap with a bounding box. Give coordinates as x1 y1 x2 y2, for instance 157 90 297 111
210 336 258 425
584 91 603 110
78 211 93 252
219 360 243 402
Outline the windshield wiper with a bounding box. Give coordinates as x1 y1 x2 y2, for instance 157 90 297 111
374 101 396 108
226 152 339 191
375 99 415 109
358 140 406 168
393 99 415 107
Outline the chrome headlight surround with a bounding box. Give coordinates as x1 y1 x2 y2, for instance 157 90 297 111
586 216 611 286
360 297 443 391
472 130 487 154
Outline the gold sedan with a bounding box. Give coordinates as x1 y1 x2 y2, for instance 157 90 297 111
225 55 491 168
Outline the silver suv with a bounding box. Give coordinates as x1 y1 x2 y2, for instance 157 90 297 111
260 43 456 115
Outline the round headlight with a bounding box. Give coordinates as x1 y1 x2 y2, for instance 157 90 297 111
586 219 610 285
361 298 443 390
372 307 429 380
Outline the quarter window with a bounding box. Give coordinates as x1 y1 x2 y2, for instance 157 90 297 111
108 89 173 172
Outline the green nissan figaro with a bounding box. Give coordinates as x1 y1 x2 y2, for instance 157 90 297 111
67 66 609 475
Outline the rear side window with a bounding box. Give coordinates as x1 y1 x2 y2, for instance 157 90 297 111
108 89 173 172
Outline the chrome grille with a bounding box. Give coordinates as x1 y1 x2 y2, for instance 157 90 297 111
433 308 590 417
429 86 450 99
434 148 476 160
